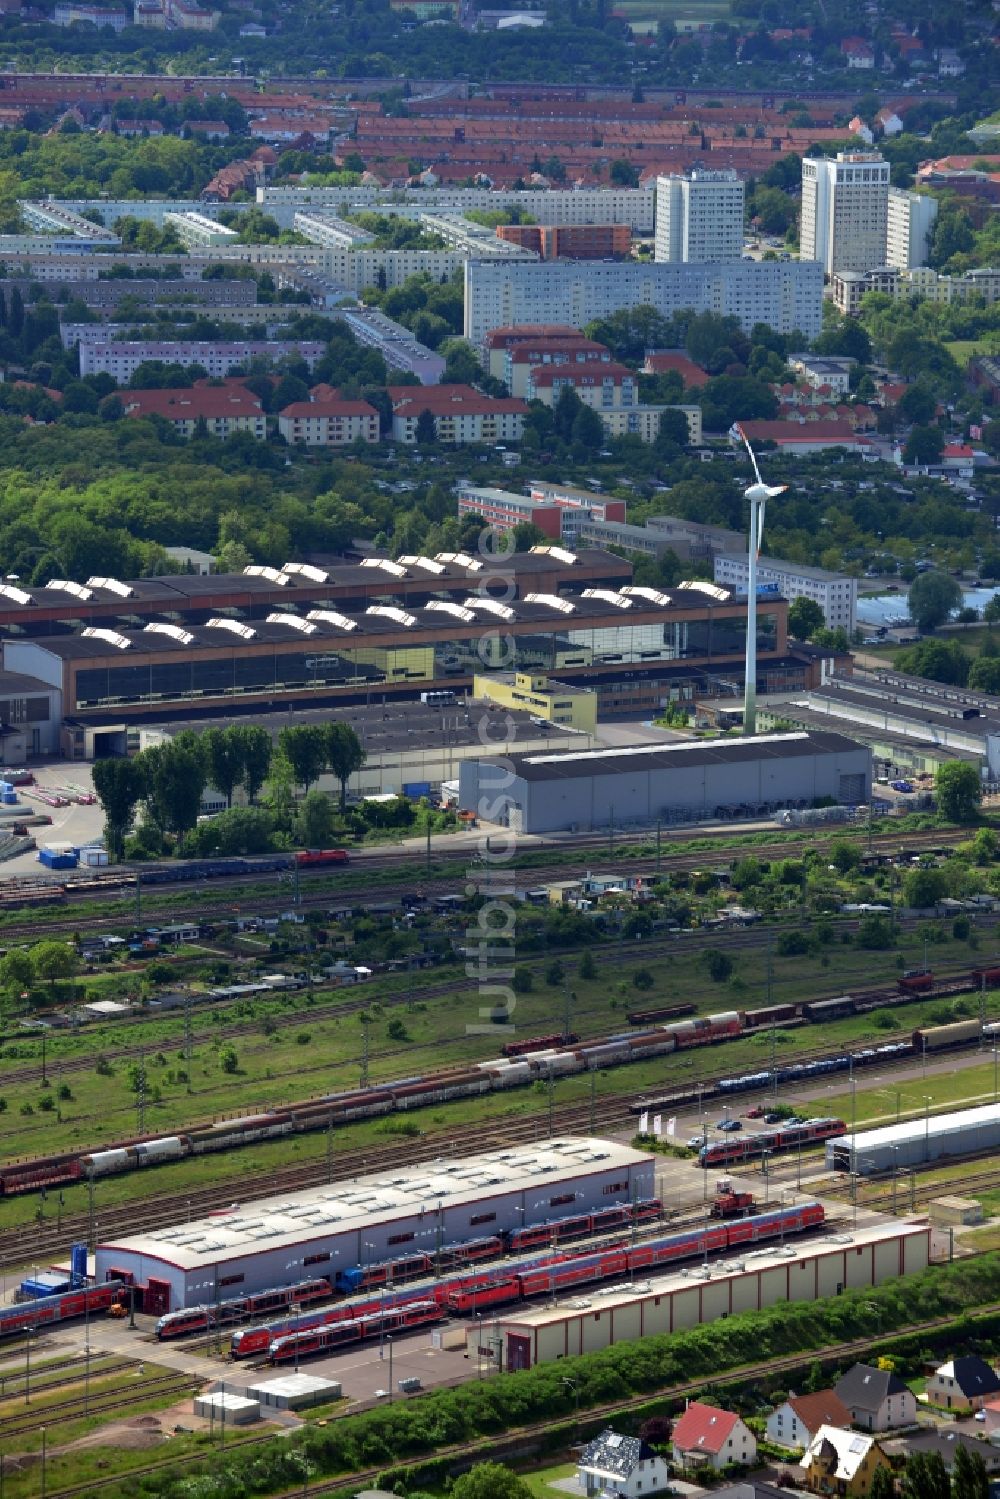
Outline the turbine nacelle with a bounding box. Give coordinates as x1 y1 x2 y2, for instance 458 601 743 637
744 480 788 504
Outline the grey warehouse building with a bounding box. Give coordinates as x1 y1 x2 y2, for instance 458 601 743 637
826 1101 1000 1175
458 731 871 834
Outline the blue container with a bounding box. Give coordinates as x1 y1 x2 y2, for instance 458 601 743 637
2 792 17 804
403 782 431 799
71 1242 88 1286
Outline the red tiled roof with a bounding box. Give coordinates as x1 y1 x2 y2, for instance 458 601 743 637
943 443 974 458
643 352 710 386
280 399 378 419
483 325 583 348
738 419 864 444
122 388 264 420
672 1403 741 1456
528 362 633 387
786 1391 852 1435
387 384 528 416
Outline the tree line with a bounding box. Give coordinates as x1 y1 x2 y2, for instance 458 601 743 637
91 720 365 860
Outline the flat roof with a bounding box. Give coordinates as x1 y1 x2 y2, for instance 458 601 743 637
806 683 999 736
716 554 853 585
836 1101 1000 1153
768 701 981 765
497 731 867 784
493 1221 927 1328
97 1137 650 1272
151 698 582 754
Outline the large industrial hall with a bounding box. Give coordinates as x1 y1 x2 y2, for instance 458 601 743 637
94 1138 655 1310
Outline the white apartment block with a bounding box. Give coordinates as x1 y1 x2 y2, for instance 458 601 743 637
654 169 745 263
713 554 858 634
163 211 239 250
832 264 1000 315
77 339 326 379
800 152 890 277
463 258 824 346
258 184 657 233
885 188 938 270
292 211 376 249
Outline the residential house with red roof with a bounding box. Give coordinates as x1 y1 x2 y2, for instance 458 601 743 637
766 1391 853 1452
120 386 266 440
671 1402 756 1472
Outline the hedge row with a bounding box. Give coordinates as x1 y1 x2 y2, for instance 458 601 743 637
135 1252 1000 1499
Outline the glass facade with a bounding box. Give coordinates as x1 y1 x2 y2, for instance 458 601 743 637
71 613 780 711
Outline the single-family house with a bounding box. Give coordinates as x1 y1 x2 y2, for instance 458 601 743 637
767 1391 853 1452
925 1356 1000 1412
577 1428 671 1499
834 1364 916 1431
882 1429 1000 1476
671 1402 756 1472
801 1426 891 1497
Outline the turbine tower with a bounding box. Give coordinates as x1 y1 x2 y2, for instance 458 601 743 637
736 424 787 736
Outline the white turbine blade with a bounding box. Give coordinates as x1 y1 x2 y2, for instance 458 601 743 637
737 423 764 487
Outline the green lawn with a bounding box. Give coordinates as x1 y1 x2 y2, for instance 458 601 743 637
613 0 728 30
824 1055 1000 1132
946 338 1000 366
519 1461 580 1499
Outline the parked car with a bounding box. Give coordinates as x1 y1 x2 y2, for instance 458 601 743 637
745 1106 765 1119
717 1119 743 1132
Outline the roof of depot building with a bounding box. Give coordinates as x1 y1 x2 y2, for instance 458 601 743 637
494 731 866 783
97 1137 650 1273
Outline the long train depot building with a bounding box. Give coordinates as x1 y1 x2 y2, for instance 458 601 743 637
94 1138 655 1311
0 550 827 754
472 1221 930 1372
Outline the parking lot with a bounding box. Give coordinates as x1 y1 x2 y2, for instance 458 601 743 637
0 762 104 874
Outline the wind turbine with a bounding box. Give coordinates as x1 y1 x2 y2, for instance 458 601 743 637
736 423 787 737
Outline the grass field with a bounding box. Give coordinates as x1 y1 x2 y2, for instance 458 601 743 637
612 0 728 31
0 920 989 1160
946 338 1000 366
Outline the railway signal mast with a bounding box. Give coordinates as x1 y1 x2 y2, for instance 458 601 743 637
737 424 787 736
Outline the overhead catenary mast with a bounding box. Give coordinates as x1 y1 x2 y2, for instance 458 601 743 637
736 423 787 736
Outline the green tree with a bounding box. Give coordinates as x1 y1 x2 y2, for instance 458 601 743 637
297 788 337 848
984 595 1000 624
219 1044 238 1074
414 408 437 445
904 424 946 467
325 721 367 812
609 158 639 186
31 940 77 996
579 950 597 979
901 1451 950 1499
572 403 604 450
895 638 969 687
0 948 33 992
907 571 963 632
935 761 983 824
278 724 328 794
202 726 244 810
545 960 565 986
869 1465 894 1499
450 1464 534 1499
91 756 146 862
903 867 947 907
829 838 862 874
787 596 826 639
235 724 272 803
896 384 937 426
142 737 207 837
703 949 733 983
952 1442 989 1499
968 657 1000 694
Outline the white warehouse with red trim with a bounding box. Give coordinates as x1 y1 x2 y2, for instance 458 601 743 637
94 1138 655 1312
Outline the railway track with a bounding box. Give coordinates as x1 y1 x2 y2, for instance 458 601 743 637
0 825 968 941
0 1026 979 1273
0 1370 200 1439
36 1298 1000 1499
2 907 995 1099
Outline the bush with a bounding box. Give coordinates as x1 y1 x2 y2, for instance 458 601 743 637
632 968 655 990
776 930 811 957
703 949 734 983
953 916 971 940
219 1045 238 1074
295 1031 312 1045
37 1095 54 1112
512 967 533 994
387 1018 409 1041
